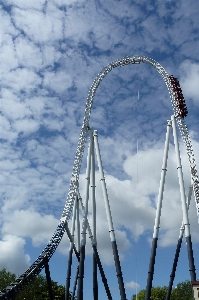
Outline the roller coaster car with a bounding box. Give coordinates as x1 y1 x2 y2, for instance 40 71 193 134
169 75 188 118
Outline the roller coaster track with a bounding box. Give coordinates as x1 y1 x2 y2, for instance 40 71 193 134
1 55 199 299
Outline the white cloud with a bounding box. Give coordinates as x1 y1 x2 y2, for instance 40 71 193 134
0 115 18 141
12 7 64 43
41 45 59 67
125 280 140 290
0 34 19 73
2 210 59 247
13 118 40 134
0 235 30 275
52 0 85 6
0 89 32 120
1 181 30 212
43 70 73 94
50 136 71 157
1 68 42 93
180 60 199 105
2 0 46 10
14 36 43 70
26 96 46 118
0 158 29 171
0 9 18 37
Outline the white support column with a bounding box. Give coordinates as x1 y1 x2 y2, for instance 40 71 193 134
77 130 93 300
171 115 190 237
179 184 193 239
78 193 113 300
71 195 77 247
153 119 172 238
166 184 193 300
90 129 97 245
78 194 94 241
93 130 115 243
90 128 98 299
76 195 81 253
145 120 171 300
93 130 127 300
171 115 196 282
65 195 77 300
81 129 92 246
65 225 79 258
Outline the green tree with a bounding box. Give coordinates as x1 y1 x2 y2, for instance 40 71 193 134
132 280 194 300
170 281 194 300
132 288 145 300
0 268 72 300
0 268 16 291
132 286 167 300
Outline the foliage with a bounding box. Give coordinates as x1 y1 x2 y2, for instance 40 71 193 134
132 286 167 300
170 281 194 300
132 281 194 300
16 274 67 300
0 268 71 300
0 269 16 292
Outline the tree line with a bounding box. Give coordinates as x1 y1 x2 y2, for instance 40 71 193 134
0 268 72 299
132 281 194 300
0 268 195 300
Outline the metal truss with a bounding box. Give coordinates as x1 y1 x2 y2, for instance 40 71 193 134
1 55 199 299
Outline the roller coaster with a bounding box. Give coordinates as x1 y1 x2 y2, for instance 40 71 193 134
1 55 199 300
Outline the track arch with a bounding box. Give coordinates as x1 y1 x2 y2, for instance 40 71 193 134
1 55 199 299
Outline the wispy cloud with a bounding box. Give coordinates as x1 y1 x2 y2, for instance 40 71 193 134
125 280 140 290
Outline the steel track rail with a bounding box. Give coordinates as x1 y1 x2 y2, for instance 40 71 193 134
1 55 199 299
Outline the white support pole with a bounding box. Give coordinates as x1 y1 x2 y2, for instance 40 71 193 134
153 119 172 238
78 193 113 300
65 225 79 259
171 115 196 282
171 115 190 237
90 128 98 300
90 129 97 245
81 130 92 246
77 130 92 300
179 184 193 239
76 195 81 253
145 119 171 300
93 130 115 242
71 195 77 247
65 195 77 300
166 184 193 300
93 130 127 300
78 194 94 241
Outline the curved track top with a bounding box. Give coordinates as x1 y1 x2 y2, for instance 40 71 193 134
1 55 199 299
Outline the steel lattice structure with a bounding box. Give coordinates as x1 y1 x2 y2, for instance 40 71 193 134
1 55 199 299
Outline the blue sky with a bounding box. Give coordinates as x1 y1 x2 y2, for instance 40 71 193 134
0 0 199 299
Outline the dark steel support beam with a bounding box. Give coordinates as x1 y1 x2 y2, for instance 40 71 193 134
65 248 73 300
111 240 127 300
145 238 158 300
186 236 196 281
92 244 113 300
77 245 85 300
72 265 79 300
166 237 182 300
44 256 54 300
93 252 98 300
